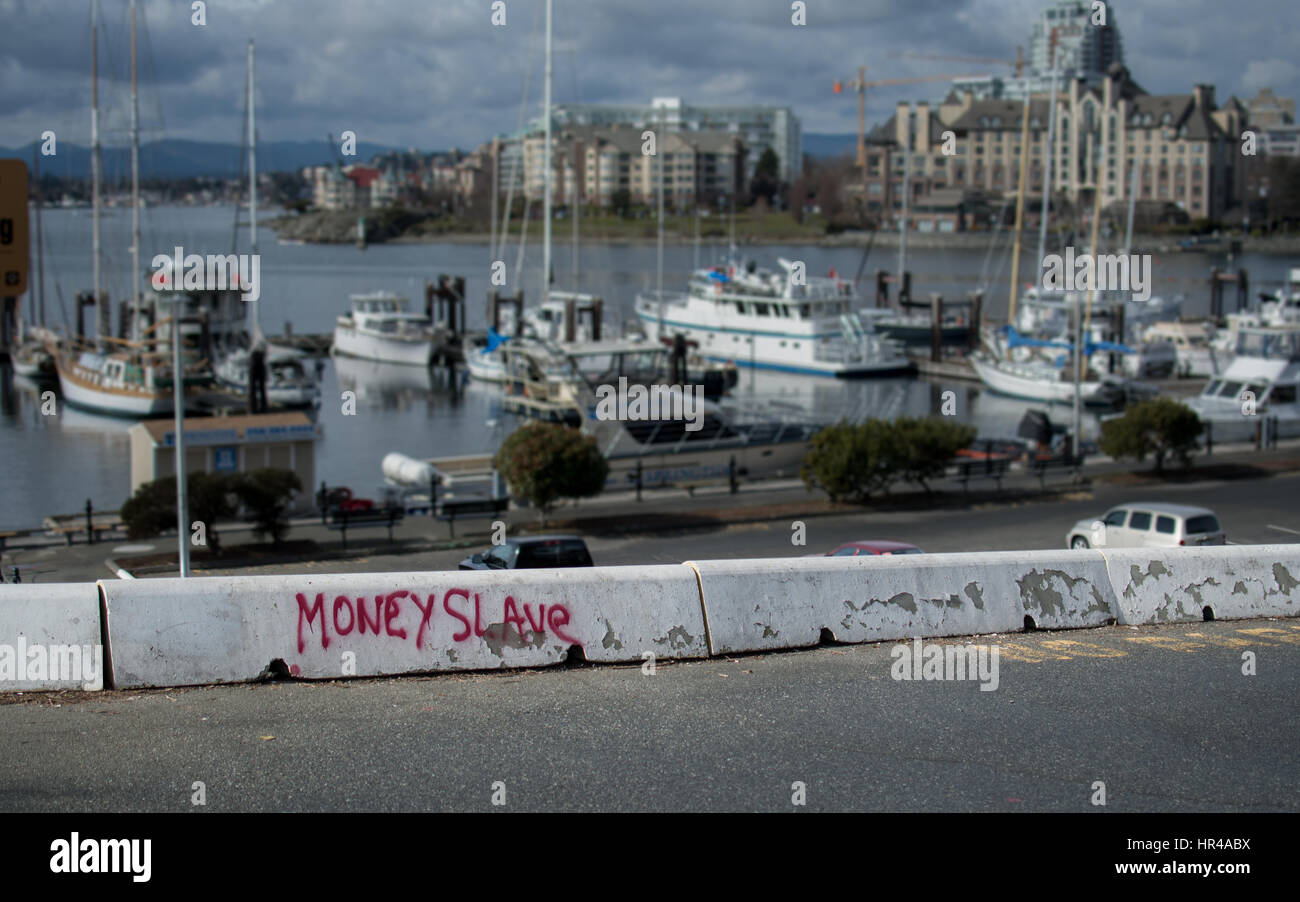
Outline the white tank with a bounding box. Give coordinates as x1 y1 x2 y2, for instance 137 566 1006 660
382 452 435 487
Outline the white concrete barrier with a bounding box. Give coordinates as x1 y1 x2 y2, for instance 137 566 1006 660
0 584 104 691
100 565 708 689
686 551 1118 655
1101 544 1300 624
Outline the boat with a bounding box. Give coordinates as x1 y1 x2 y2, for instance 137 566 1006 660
12 340 56 381
332 292 442 366
1185 325 1300 442
970 349 1116 406
51 1 208 418
634 257 912 378
209 38 322 411
1141 321 1226 377
1014 286 1184 347
214 347 320 408
56 344 188 417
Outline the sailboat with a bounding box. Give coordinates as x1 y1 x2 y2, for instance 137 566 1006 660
52 0 200 417
212 38 321 407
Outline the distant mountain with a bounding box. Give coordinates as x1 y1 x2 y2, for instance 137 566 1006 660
0 139 429 179
802 133 859 160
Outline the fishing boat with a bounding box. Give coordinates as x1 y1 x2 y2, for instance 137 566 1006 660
333 292 441 366
634 257 911 378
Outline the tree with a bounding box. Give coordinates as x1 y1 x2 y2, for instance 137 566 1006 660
494 422 609 526
800 419 894 502
234 469 303 544
889 417 977 493
120 473 240 553
610 188 632 218
748 146 782 207
1099 398 1203 474
801 417 978 501
186 473 241 554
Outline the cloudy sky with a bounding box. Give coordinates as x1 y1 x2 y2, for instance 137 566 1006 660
2 0 1294 153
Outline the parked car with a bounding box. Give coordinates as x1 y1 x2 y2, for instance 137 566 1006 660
459 535 594 570
823 540 925 557
1066 502 1226 549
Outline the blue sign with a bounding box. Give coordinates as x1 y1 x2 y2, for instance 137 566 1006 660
213 446 239 472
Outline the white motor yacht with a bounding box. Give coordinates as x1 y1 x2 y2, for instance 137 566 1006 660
333 292 439 366
634 257 910 378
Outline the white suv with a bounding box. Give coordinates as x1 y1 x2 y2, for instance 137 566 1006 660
1067 502 1226 549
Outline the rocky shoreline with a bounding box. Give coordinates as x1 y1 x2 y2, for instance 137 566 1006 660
265 211 1300 254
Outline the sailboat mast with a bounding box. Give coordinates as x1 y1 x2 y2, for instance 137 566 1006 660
92 0 104 346
33 148 45 328
541 0 552 307
1005 91 1032 342
129 0 141 343
1036 25 1058 272
657 104 664 332
248 37 261 341
899 107 910 284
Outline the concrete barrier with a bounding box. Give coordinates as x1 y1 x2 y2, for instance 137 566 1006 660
100 565 708 689
1101 544 1300 624
0 584 104 691
686 550 1118 655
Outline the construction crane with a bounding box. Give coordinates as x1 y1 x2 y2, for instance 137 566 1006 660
895 48 1025 78
834 69 989 167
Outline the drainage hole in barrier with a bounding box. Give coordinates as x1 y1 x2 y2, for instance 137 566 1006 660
1023 615 1038 632
1202 606 1215 622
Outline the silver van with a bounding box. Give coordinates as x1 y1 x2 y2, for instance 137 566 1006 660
1067 502 1226 549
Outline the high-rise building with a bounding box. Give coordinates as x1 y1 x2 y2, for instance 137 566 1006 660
952 0 1124 101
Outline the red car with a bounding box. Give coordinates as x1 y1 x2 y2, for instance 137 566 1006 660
824 540 924 557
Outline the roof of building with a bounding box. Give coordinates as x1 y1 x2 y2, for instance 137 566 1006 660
132 411 316 445
345 166 381 188
944 99 1051 134
866 110 950 144
1126 94 1223 140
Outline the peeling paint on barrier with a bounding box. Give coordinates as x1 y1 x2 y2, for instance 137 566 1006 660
1102 546 1300 625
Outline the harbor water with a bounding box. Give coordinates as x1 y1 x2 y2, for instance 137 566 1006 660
1 204 1293 530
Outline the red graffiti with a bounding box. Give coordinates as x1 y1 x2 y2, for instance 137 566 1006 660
295 589 581 654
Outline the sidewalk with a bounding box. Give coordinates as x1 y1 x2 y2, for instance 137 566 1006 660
5 440 1299 584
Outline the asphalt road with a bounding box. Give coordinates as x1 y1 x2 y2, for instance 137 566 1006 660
0 619 1295 812
2 470 1296 813
197 468 1300 577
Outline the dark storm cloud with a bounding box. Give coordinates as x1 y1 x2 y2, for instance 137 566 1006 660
0 0 1294 152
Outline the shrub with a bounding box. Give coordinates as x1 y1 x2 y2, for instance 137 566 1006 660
121 472 240 552
234 469 303 544
494 422 608 526
1099 398 1203 474
801 417 978 501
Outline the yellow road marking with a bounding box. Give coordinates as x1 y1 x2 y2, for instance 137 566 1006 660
1182 632 1266 649
1234 628 1300 645
1041 639 1128 658
1122 636 1205 652
995 643 1073 663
